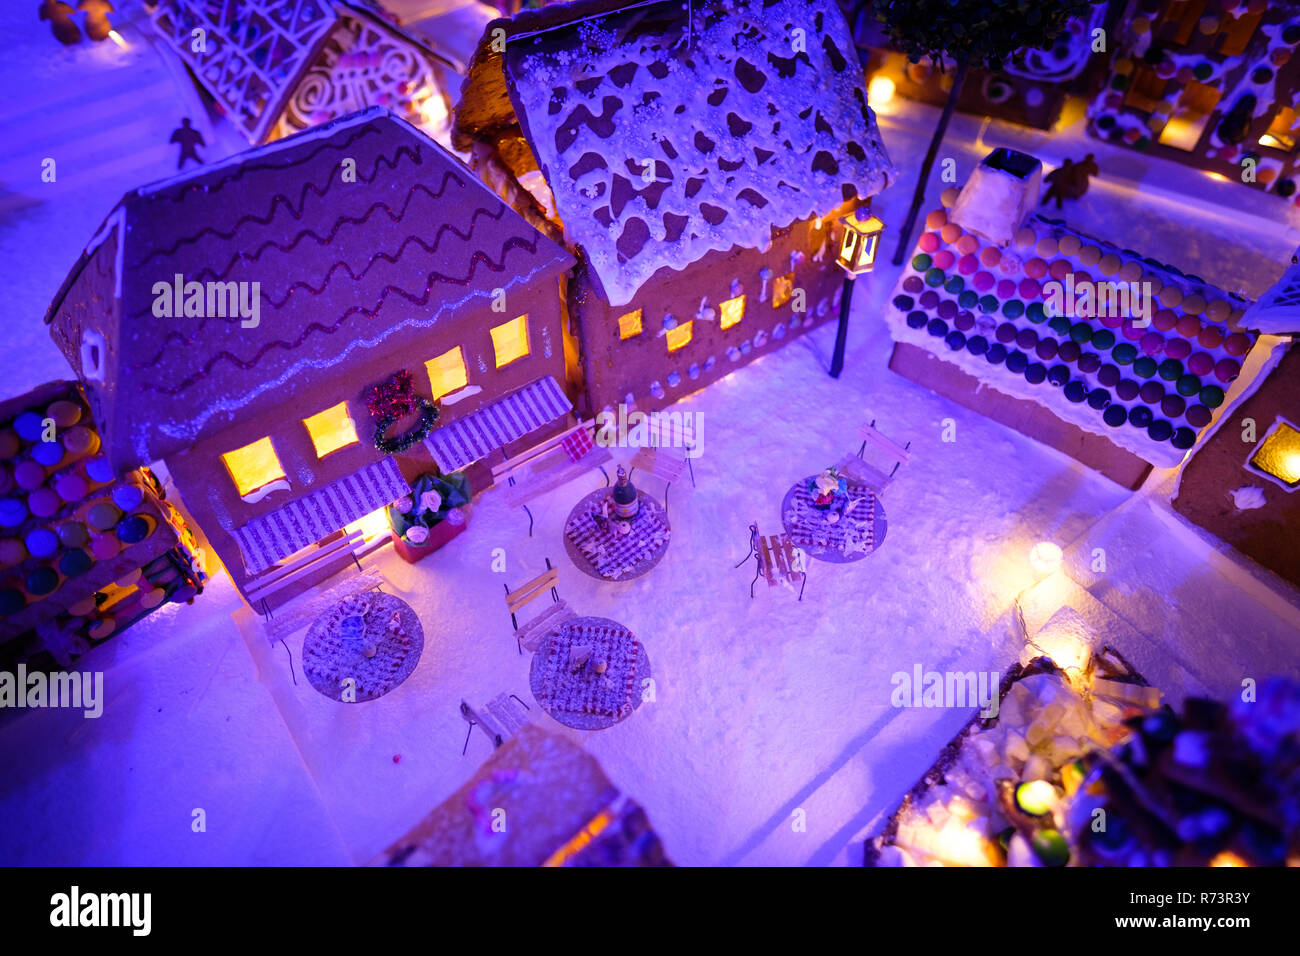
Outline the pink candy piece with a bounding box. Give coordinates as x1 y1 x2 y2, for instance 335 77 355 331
1019 278 1041 299
14 461 45 491
999 254 1022 275
1024 258 1048 279
932 249 955 270
1152 309 1178 332
1140 332 1165 356
1198 326 1224 349
997 278 1016 299
1049 259 1071 281
973 271 995 292
1187 352 1214 376
28 488 61 518
957 254 979 275
1215 358 1241 383
1165 338 1191 360
1122 320 1145 341
1176 315 1202 338
54 472 88 502
918 232 941 253
1223 333 1251 357
90 533 121 561
1099 312 1124 329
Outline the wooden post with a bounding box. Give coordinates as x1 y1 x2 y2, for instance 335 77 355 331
830 276 854 379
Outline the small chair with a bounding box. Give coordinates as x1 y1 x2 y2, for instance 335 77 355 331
503 557 576 655
460 693 533 755
849 419 912 495
492 418 613 536
735 522 807 601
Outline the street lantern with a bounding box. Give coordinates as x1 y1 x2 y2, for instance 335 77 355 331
837 209 885 277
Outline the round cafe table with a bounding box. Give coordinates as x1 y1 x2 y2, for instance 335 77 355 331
780 476 888 564
529 616 652 731
563 487 671 582
301 591 423 702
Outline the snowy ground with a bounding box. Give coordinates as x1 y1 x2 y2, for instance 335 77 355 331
2 16 1300 866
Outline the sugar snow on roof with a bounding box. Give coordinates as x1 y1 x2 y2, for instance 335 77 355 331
509 0 896 306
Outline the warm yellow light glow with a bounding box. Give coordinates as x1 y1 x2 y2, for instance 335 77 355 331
1260 106 1297 152
221 437 285 497
1015 780 1058 816
108 30 128 49
1029 541 1064 576
773 273 794 309
1210 850 1249 867
1031 624 1092 674
541 806 617 867
1205 171 1231 182
425 346 468 399
868 75 896 108
665 320 693 352
491 314 530 368
1158 112 1209 151
618 309 643 339
345 505 394 543
1259 133 1290 151
720 294 745 330
1250 421 1300 487
302 402 359 458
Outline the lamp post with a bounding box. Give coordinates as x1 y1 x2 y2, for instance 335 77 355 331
830 208 884 379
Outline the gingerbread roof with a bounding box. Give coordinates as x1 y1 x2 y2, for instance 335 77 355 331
457 0 897 306
45 107 573 469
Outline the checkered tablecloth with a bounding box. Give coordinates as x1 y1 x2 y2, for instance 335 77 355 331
564 492 671 580
529 617 651 730
782 480 876 559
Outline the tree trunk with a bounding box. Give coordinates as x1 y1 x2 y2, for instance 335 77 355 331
829 276 853 379
891 56 971 266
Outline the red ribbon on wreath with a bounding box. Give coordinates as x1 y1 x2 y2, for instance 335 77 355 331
366 370 439 454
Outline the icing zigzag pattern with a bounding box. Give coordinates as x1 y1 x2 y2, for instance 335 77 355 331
128 202 510 371
131 142 427 269
138 236 540 396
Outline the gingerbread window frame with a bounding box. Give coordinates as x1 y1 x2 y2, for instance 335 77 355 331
1244 416 1300 493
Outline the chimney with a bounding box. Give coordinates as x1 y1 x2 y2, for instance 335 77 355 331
948 148 1043 247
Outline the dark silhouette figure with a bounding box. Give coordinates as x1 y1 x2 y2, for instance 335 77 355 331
1042 153 1099 209
170 118 205 170
40 0 81 45
76 0 113 42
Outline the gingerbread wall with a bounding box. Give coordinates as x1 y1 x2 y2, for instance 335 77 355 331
571 210 852 418
1173 342 1300 588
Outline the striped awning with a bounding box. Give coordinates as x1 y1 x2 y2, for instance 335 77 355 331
425 376 572 472
233 457 410 576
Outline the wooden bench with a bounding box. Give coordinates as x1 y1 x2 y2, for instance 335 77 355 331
850 419 912 495
246 529 366 616
504 558 576 655
491 417 613 535
460 693 533 754
735 522 807 601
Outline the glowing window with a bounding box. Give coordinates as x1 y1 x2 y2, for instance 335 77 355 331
303 402 359 458
426 347 468 400
1123 66 1167 114
720 295 745 330
1158 82 1221 151
1248 420 1300 491
1217 10 1261 57
1261 107 1297 153
773 273 795 308
618 309 643 339
665 320 693 352
221 437 285 497
491 314 530 368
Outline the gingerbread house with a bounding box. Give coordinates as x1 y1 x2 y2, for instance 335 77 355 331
150 0 459 144
1087 0 1300 201
845 1 1118 130
0 381 206 670
884 147 1257 489
45 107 573 609
1172 253 1300 588
453 0 897 417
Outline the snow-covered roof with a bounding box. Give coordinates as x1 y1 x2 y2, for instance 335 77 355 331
1239 248 1300 336
497 0 896 306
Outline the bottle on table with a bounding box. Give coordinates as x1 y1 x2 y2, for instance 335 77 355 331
611 465 640 521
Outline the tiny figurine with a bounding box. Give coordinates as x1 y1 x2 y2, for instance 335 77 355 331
169 118 205 170
1041 153 1098 209
39 0 81 45
808 468 846 511
77 0 113 41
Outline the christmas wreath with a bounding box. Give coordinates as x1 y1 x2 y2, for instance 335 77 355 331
366 369 439 454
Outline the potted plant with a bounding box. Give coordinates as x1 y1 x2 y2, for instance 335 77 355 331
388 471 471 563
